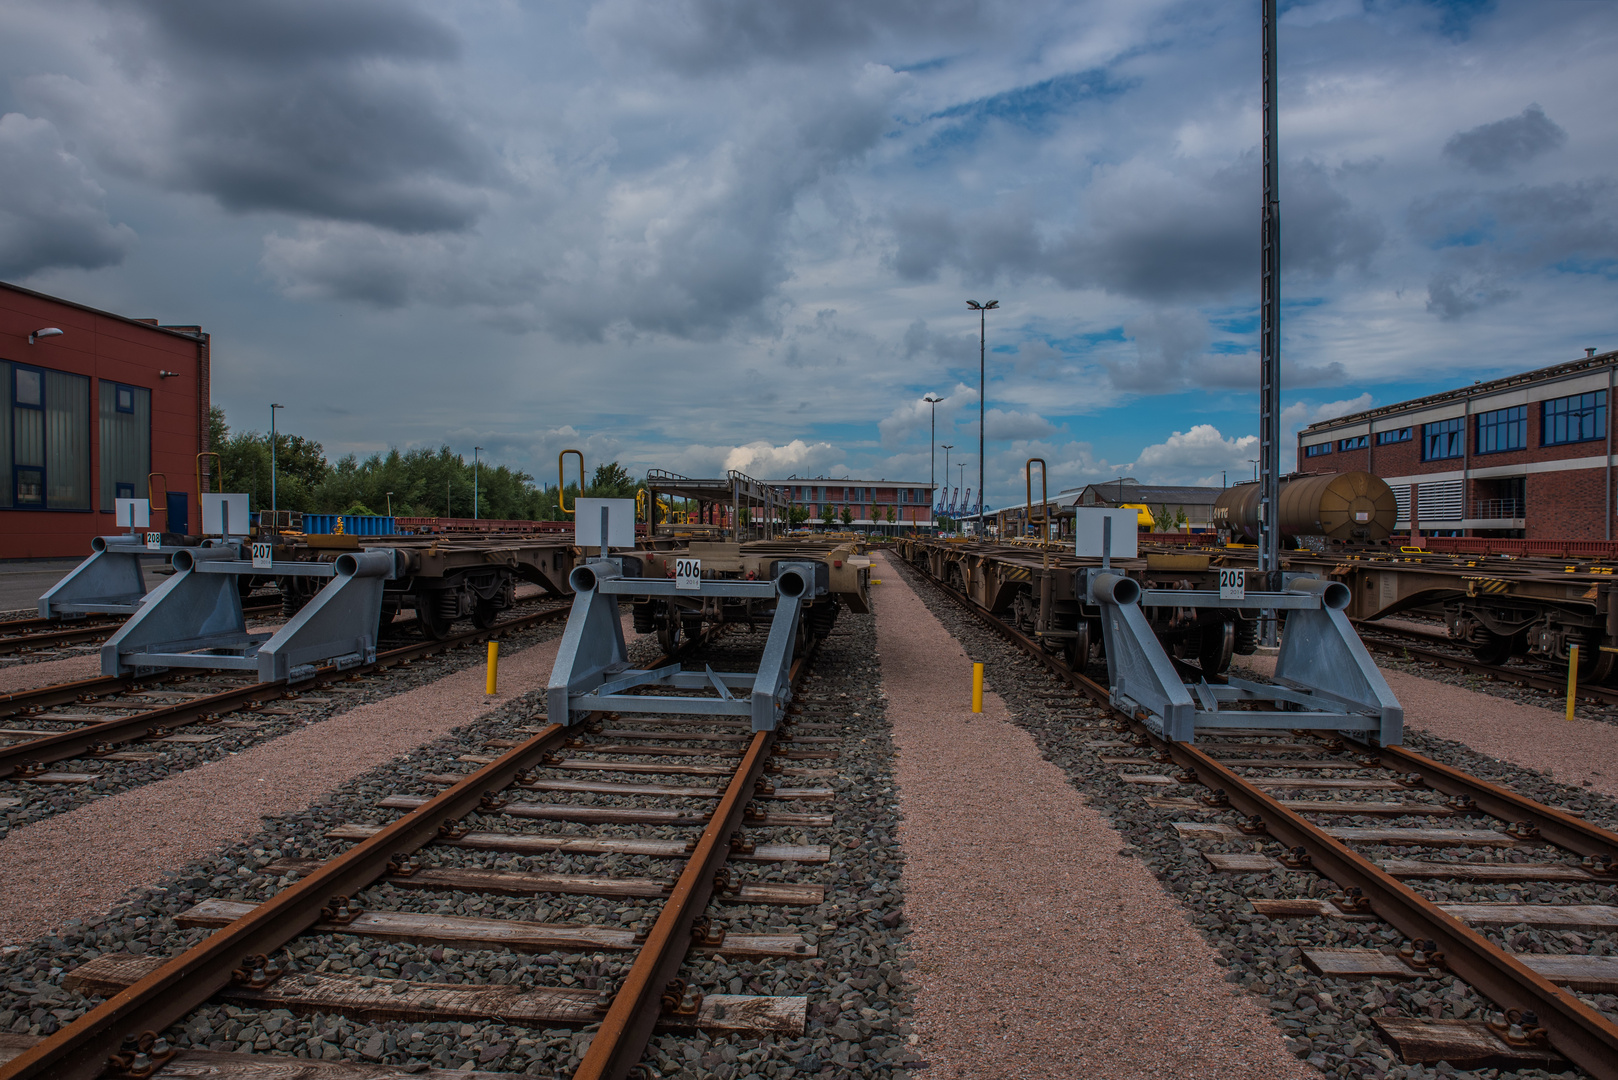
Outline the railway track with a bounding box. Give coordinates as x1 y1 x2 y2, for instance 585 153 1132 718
0 601 283 659
0 599 573 785
0 611 849 1079
895 552 1618 1079
1354 620 1618 710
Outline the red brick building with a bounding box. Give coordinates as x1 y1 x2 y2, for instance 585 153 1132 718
1 282 210 559
1297 349 1615 540
774 478 935 528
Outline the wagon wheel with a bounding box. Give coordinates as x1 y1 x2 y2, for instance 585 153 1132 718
1064 620 1092 671
657 612 683 655
1469 632 1514 666
1197 620 1235 676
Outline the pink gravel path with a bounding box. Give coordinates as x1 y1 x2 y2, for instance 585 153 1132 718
0 655 101 694
0 619 628 947
1233 654 1618 800
872 554 1308 1079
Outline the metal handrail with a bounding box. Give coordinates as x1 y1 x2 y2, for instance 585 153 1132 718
195 452 223 498
558 449 584 515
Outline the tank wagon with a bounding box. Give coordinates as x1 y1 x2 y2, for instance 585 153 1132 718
1214 471 1398 543
1181 471 1617 680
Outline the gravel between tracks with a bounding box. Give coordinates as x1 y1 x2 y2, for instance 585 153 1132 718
884 550 1616 1080
0 619 609 948
0 654 100 693
1234 654 1618 802
873 553 1311 1080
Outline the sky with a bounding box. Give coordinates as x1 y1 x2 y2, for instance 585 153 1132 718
1 0 1615 510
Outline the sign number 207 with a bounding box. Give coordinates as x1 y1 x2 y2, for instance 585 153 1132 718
1218 567 1246 601
675 557 701 590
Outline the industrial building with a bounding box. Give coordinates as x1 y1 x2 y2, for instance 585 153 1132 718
773 477 935 529
1297 348 1615 539
1 282 210 560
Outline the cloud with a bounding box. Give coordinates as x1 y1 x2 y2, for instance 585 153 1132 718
0 113 135 278
1443 105 1566 173
876 384 976 446
890 155 1383 302
587 0 986 75
28 0 494 233
1281 392 1374 469
1411 179 1618 318
982 408 1055 441
1128 424 1258 484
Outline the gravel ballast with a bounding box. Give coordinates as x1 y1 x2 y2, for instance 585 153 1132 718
0 617 596 947
1234 653 1618 802
872 554 1311 1079
883 549 1616 1080
0 604 915 1079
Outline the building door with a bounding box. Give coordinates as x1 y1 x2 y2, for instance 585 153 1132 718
166 491 189 537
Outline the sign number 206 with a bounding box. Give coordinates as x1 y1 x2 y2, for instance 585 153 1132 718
1218 567 1246 601
675 557 701 590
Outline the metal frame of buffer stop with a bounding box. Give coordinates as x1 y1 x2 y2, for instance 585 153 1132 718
1072 499 1402 746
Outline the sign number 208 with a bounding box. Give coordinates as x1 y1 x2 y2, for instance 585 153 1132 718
1218 567 1246 601
675 557 701 590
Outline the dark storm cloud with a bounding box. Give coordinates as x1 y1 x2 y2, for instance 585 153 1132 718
1102 310 1348 393
587 0 986 74
1411 178 1618 318
121 0 458 66
0 114 135 278
1443 104 1567 174
891 155 1383 301
36 0 494 234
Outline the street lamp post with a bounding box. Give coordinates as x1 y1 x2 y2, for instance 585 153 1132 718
966 299 998 529
1249 458 1259 481
386 492 393 517
924 394 942 532
269 403 284 535
940 443 954 531
473 447 483 521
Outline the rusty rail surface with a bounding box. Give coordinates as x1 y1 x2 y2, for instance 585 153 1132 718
898 552 1618 1080
0 603 570 779
1353 620 1618 708
575 640 816 1080
0 602 281 658
0 725 575 1080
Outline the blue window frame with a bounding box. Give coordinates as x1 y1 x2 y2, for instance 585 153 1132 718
1423 417 1464 460
1304 442 1332 458
1542 390 1606 446
1475 405 1527 454
1376 427 1412 445
1338 435 1368 451
115 384 135 413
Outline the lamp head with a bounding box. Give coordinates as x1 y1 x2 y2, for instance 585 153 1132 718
28 327 63 345
923 393 942 403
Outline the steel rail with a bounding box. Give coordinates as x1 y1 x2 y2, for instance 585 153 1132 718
0 672 165 720
574 638 816 1080
1354 621 1618 707
895 553 1618 1080
1375 743 1618 862
0 604 570 779
0 602 282 658
0 724 574 1080
1166 746 1618 1080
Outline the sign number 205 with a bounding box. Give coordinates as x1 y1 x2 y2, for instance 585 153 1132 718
1218 567 1246 601
675 557 701 590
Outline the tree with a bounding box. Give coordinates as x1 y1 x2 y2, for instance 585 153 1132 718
884 505 896 527
839 505 854 527
820 503 837 527
789 505 811 528
587 462 637 499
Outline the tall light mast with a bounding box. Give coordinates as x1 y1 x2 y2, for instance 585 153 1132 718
1259 0 1283 643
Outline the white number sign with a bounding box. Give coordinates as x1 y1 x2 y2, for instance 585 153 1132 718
144 532 162 551
675 557 702 591
251 542 274 570
1218 567 1246 601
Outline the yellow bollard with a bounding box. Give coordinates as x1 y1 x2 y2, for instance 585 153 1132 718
486 641 500 695
971 662 984 713
1566 645 1578 722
